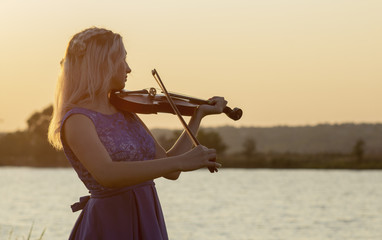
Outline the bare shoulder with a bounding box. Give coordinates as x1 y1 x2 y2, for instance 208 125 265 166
63 114 97 143
64 113 93 127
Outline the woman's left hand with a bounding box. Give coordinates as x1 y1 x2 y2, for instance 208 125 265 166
196 96 227 118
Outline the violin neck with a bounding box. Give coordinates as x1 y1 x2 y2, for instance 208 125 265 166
168 91 242 121
167 92 208 105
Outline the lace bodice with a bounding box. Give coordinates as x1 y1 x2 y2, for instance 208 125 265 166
60 108 156 192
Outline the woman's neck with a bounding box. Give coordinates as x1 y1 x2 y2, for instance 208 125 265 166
80 93 119 115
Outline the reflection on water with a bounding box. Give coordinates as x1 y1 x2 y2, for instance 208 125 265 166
0 167 381 240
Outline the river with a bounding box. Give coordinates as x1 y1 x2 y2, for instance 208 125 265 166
0 167 381 240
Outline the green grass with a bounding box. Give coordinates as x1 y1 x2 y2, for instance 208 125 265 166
5 223 45 240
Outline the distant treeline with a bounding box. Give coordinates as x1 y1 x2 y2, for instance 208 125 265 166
0 106 68 167
153 128 382 169
185 124 382 155
1 105 382 169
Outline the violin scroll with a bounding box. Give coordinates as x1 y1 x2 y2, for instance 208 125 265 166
224 107 243 121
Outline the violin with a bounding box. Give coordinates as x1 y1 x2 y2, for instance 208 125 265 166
109 88 243 121
110 69 242 173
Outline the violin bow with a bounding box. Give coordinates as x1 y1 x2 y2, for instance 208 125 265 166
151 69 217 173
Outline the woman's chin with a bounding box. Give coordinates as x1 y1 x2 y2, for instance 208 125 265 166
117 82 126 90
110 85 125 92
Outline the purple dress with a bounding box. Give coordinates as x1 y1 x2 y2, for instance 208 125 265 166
60 108 168 240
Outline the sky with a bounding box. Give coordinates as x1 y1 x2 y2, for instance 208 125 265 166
0 0 381 132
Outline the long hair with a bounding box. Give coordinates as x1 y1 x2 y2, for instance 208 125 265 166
48 27 125 149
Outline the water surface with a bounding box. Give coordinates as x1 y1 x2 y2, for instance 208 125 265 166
0 167 381 239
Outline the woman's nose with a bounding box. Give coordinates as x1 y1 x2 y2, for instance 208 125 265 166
126 63 131 73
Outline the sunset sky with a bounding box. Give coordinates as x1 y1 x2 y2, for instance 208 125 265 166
0 0 381 132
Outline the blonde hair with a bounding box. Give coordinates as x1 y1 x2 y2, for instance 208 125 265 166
48 27 125 149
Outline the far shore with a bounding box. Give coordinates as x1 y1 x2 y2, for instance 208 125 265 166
1 152 381 170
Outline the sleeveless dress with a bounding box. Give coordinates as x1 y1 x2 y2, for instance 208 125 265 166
60 107 168 240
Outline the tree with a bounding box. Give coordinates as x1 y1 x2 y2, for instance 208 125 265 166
242 136 256 159
27 105 52 137
352 139 365 162
0 105 67 167
0 130 31 163
197 129 227 154
27 105 66 166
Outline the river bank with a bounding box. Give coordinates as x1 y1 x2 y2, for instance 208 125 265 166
1 152 382 169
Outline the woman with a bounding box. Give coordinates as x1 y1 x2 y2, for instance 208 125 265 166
48 27 226 239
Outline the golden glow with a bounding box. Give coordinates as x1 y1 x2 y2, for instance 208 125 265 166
0 0 381 132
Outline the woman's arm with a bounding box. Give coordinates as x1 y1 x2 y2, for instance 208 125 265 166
152 137 181 180
63 114 219 188
132 114 182 180
148 110 204 180
167 97 228 156
166 109 204 156
135 97 227 180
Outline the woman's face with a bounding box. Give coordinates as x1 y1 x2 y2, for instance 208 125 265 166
110 51 131 90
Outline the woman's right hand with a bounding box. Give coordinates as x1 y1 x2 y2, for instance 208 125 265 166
180 145 221 172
